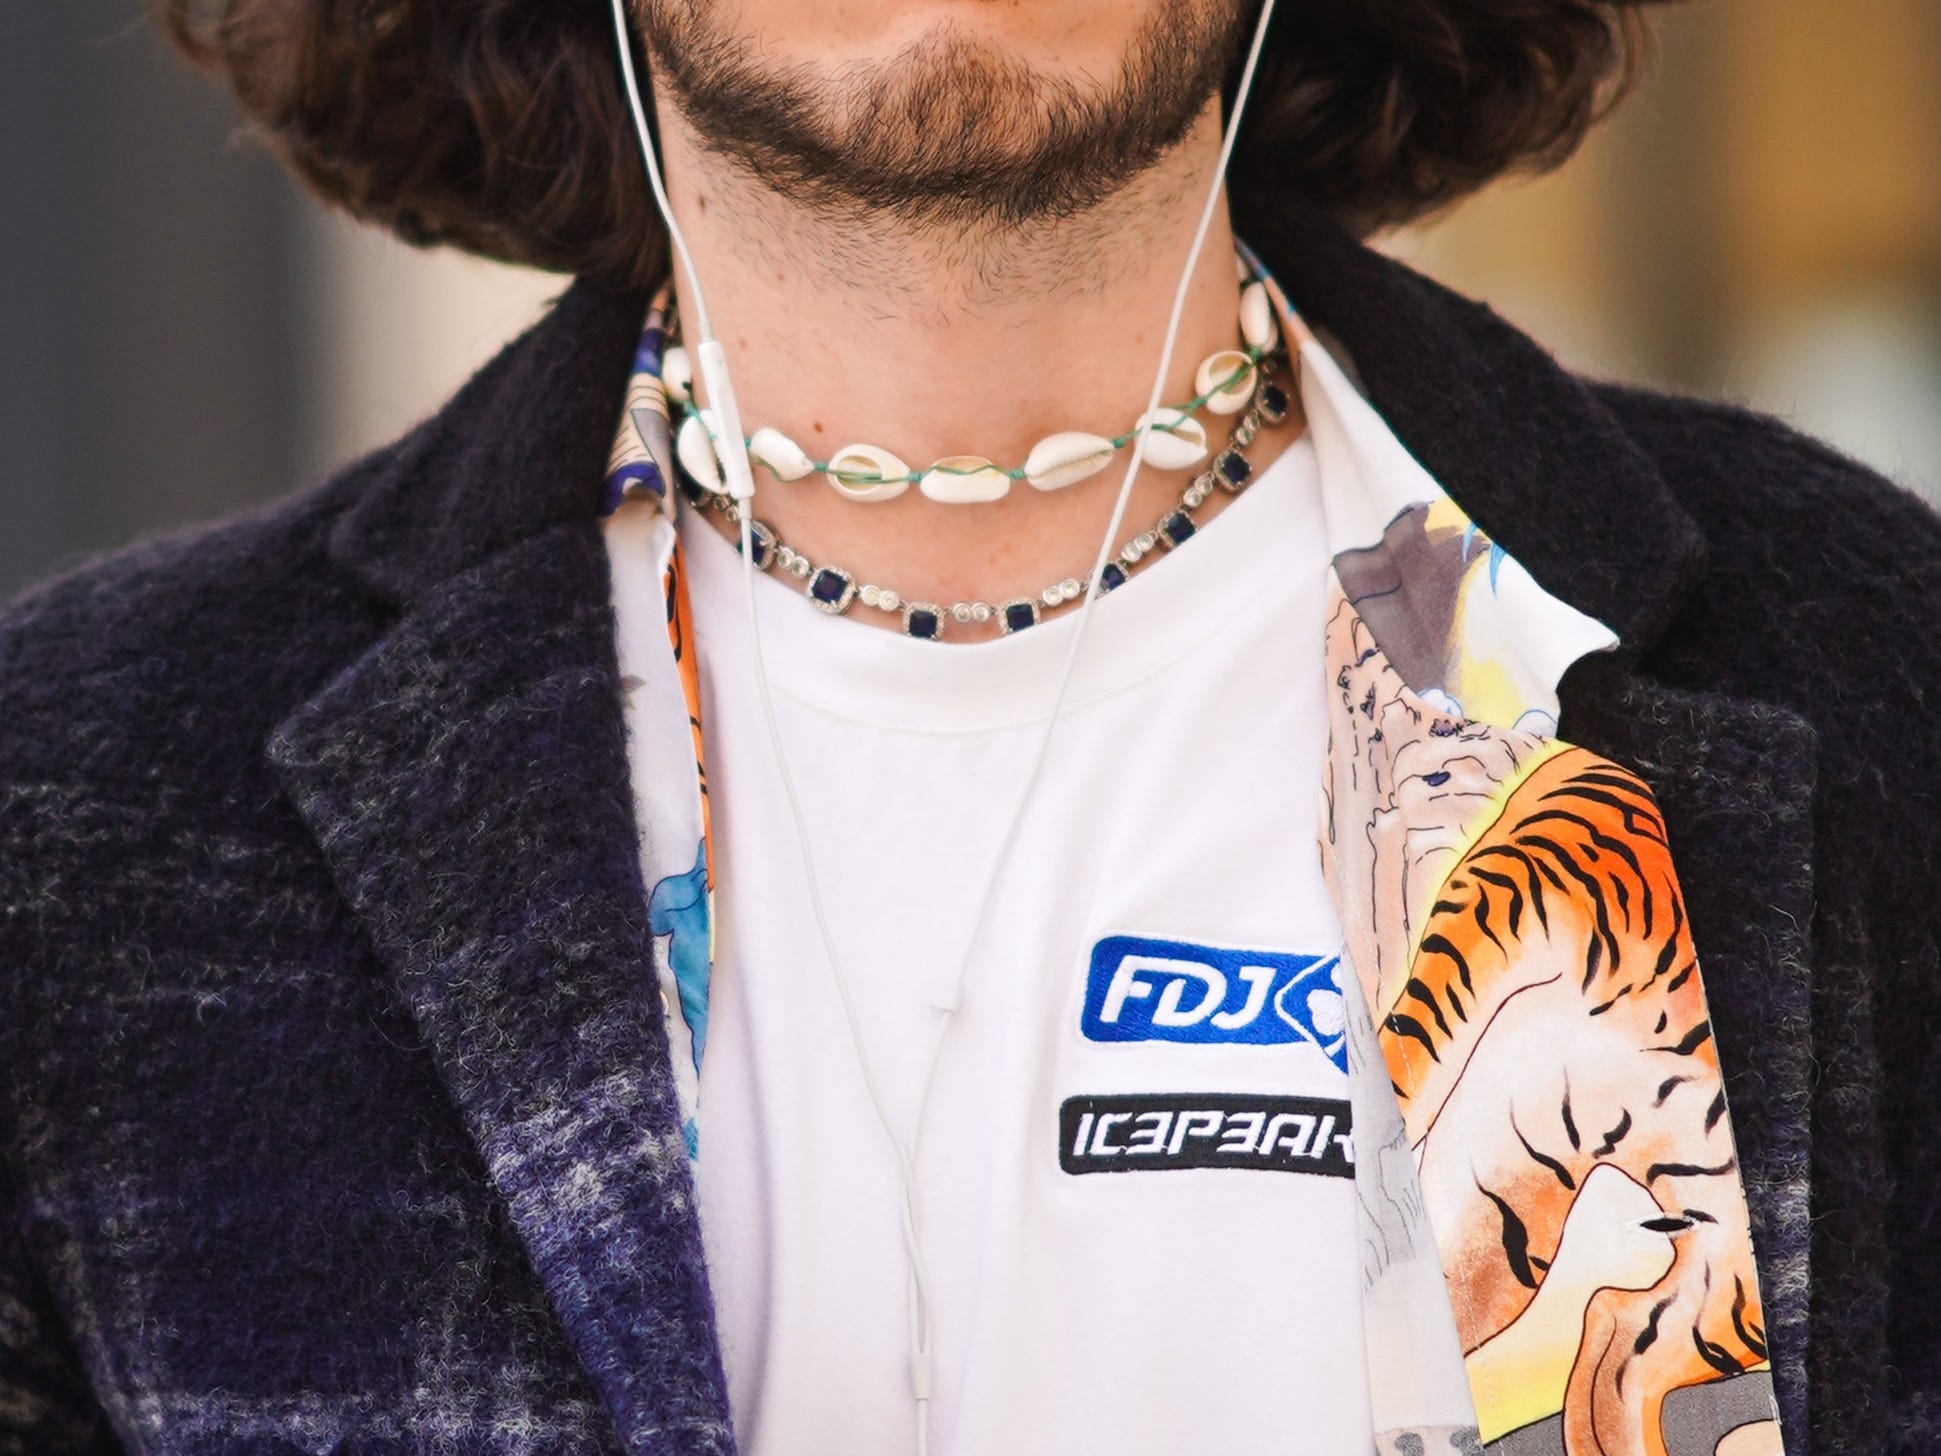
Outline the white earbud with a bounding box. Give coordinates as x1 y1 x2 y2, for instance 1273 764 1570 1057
609 2 756 505
609 3 1280 1450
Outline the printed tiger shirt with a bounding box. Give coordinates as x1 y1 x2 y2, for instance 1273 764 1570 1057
1279 270 1786 1456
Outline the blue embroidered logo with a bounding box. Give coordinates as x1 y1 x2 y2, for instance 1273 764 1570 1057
1081 936 1348 1073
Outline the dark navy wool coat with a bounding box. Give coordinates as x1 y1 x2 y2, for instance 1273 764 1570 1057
3 200 1939 1455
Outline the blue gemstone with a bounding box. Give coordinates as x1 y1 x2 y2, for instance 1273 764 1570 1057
743 521 777 569
1003 601 1039 633
906 607 941 639
1259 383 1290 423
810 567 853 606
1100 562 1129 593
1219 450 1252 486
1160 511 1195 547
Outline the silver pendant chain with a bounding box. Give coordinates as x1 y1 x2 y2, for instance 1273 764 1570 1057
680 348 1291 640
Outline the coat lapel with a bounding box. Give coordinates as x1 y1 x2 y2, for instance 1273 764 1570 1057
266 277 733 1456
268 520 734 1456
1560 668 1820 1449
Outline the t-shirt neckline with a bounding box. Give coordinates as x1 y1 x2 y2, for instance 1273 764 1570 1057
677 431 1323 736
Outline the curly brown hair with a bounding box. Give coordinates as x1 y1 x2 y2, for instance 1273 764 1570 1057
159 0 1672 291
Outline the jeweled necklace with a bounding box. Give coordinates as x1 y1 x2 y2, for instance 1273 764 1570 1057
676 346 1291 640
665 250 1282 505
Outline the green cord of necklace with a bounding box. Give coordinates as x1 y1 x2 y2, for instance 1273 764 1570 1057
669 342 1273 488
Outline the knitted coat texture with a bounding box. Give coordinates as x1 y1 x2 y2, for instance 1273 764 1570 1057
3 200 1939 1455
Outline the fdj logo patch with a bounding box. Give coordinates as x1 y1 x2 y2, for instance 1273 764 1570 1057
1081 936 1347 1072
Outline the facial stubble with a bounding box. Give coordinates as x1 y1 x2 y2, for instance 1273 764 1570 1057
633 0 1255 231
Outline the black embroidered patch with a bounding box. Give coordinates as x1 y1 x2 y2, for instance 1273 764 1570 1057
1058 1094 1354 1177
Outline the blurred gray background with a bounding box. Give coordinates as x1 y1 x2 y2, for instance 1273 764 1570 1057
4 1 305 598
6 0 1940 600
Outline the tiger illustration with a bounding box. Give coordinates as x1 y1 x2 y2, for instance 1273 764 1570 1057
1323 590 1779 1456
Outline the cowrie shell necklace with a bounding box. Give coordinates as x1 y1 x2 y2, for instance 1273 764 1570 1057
677 344 1292 640
663 249 1281 506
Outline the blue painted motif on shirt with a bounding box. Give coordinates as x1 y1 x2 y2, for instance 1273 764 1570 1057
648 839 711 1072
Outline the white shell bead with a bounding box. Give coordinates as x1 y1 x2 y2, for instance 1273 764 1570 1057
662 346 693 405
749 426 814 482
826 443 911 503
919 455 1011 504
1133 407 1209 471
676 410 723 493
1023 431 1117 492
1239 281 1277 351
1195 349 1257 415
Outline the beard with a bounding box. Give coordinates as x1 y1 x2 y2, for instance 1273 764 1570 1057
633 1 1255 229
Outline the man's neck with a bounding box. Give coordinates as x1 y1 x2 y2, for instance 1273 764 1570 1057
652 101 1304 628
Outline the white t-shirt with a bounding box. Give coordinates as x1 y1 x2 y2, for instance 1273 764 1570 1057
642 431 1372 1454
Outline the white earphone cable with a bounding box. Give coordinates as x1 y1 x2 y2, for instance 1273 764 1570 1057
610 5 1279 1450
